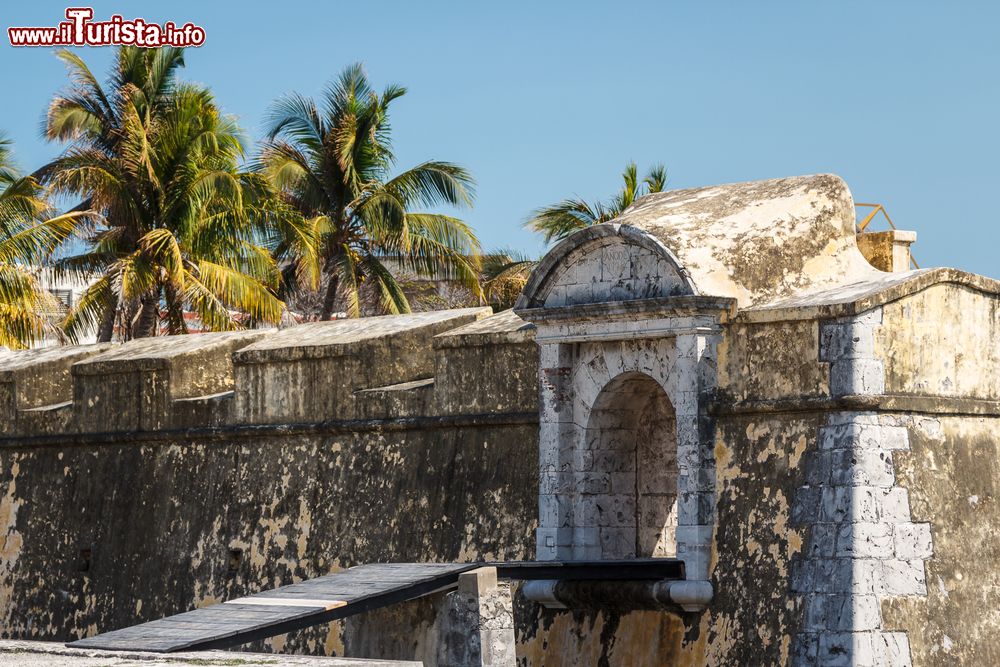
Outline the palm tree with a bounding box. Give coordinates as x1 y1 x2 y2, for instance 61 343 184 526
258 63 481 320
526 162 667 244
0 134 91 348
38 47 311 341
481 249 535 311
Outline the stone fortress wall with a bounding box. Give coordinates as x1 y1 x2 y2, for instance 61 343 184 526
508 174 1000 666
0 307 541 659
1 174 1000 666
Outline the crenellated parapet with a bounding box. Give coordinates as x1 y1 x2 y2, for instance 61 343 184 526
0 306 538 439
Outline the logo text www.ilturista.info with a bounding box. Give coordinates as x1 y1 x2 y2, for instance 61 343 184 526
8 7 205 47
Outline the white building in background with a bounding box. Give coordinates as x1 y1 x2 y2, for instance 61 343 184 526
36 269 100 347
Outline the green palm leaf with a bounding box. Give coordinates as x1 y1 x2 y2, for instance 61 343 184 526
258 64 481 319
525 162 670 244
36 47 297 341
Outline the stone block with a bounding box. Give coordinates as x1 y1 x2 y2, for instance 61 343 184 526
576 472 611 494
538 494 573 528
459 567 499 596
535 542 558 561
881 560 926 597
608 280 637 302
539 343 574 369
572 526 600 547
880 426 910 451
811 558 854 594
791 559 817 593
600 495 636 527
599 526 635 558
835 522 893 559
820 320 876 361
609 472 635 495
830 450 895 488
826 412 881 427
812 559 882 595
818 632 877 667
805 594 881 632
437 571 516 667
830 359 885 397
591 447 635 473
806 524 838 559
791 633 820 666
539 471 574 495
674 524 713 545
873 632 913 666
792 486 823 525
893 523 933 560
536 526 573 550
818 422 866 450
676 491 715 526
880 487 913 522
572 544 603 559
564 281 594 306
820 486 880 523
805 451 834 486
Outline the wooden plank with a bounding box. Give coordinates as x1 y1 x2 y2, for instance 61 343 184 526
67 562 478 653
66 559 686 654
224 597 346 610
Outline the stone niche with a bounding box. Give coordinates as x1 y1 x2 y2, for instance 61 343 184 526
515 224 732 590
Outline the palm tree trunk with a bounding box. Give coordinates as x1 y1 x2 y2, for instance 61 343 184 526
320 273 340 321
97 304 116 343
133 288 161 338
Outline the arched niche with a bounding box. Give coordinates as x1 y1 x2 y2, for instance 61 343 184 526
583 371 679 559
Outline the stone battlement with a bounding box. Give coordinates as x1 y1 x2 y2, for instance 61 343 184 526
0 306 538 438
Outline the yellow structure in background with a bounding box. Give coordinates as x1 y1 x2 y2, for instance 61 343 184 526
856 203 919 269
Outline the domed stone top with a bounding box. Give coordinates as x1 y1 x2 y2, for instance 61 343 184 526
517 174 916 312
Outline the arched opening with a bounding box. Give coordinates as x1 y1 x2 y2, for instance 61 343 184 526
583 372 679 559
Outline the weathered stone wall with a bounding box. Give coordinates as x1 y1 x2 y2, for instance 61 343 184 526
883 415 1000 666
720 318 829 403
0 308 540 658
513 405 999 666
876 282 1000 401
510 277 1000 665
0 425 537 653
504 173 1000 666
515 410 816 666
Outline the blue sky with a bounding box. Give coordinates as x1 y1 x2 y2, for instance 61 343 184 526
2 1 998 276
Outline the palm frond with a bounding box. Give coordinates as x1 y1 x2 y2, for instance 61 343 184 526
382 161 475 209
526 161 670 244
359 252 409 315
192 259 284 325
644 164 667 193
62 274 114 344
525 198 602 244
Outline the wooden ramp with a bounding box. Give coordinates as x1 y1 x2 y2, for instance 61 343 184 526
67 563 477 653
67 559 684 653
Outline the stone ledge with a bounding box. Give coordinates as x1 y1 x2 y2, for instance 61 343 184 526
433 309 535 349
737 267 1000 324
234 308 491 364
711 393 1000 417
515 295 736 325
72 331 267 375
0 640 420 666
0 411 540 448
